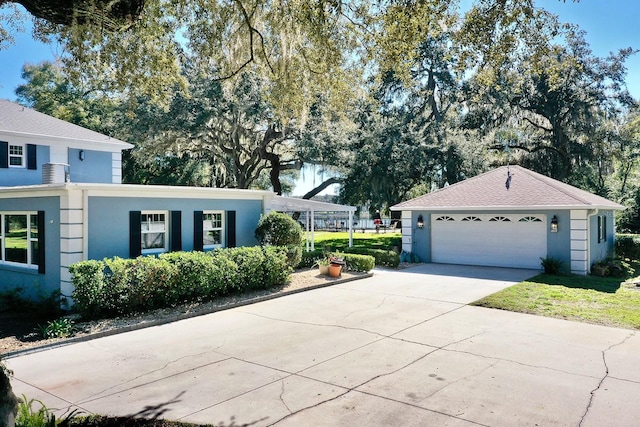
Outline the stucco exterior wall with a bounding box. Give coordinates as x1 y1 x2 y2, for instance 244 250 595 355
87 196 264 260
0 145 50 186
590 210 616 266
0 196 61 299
68 148 115 184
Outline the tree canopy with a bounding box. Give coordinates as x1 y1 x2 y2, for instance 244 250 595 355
6 0 640 228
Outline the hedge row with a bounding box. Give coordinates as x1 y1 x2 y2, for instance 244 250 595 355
616 235 640 260
300 247 398 268
299 250 375 272
69 246 291 319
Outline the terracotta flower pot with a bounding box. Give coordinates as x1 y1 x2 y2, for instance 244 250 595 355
329 264 342 277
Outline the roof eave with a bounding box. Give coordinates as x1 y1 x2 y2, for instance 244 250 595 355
390 204 626 211
0 129 134 150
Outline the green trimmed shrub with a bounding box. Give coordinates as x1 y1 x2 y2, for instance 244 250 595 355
338 253 375 272
208 249 242 293
229 246 267 290
69 260 106 319
342 247 399 268
127 256 178 310
71 246 291 319
262 246 293 286
299 249 325 268
255 212 303 267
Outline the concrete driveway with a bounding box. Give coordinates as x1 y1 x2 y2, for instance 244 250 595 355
7 264 640 426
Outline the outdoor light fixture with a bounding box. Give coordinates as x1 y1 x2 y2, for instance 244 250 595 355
417 214 425 229
79 150 85 161
550 215 559 233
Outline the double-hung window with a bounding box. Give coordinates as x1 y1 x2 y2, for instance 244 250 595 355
202 211 225 249
9 144 24 167
140 211 168 254
1 212 41 269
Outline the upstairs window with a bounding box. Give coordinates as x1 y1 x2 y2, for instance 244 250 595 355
9 144 24 168
0 142 37 169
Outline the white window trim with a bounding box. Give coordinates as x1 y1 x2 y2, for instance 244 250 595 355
203 210 225 250
141 210 169 255
1 211 39 269
8 143 25 168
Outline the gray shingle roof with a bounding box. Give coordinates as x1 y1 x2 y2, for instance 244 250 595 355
0 99 132 148
392 165 624 210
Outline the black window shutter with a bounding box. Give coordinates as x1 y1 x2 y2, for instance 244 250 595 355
0 141 7 168
227 210 236 248
603 215 607 241
193 211 203 251
27 144 37 170
129 211 142 258
37 211 45 274
170 210 182 252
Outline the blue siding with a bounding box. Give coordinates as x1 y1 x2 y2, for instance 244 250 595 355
546 211 571 272
411 211 431 262
87 196 263 260
590 210 615 265
68 149 113 183
0 145 50 186
0 196 60 299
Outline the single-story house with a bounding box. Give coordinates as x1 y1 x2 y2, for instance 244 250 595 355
0 99 354 302
391 165 624 274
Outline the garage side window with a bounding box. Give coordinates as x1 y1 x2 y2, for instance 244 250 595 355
141 211 168 254
203 211 225 249
1 212 41 269
598 215 607 243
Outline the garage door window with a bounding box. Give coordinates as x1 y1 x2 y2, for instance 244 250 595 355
519 216 542 222
435 216 454 221
489 216 510 222
462 216 482 221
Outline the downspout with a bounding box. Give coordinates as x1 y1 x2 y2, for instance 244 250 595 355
586 209 599 274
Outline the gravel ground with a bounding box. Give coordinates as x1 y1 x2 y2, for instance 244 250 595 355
1 268 370 357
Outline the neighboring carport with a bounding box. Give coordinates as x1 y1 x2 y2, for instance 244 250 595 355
270 195 357 251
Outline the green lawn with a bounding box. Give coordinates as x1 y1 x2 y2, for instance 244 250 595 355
306 231 401 251
472 272 640 329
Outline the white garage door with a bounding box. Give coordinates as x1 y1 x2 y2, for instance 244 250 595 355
431 214 547 269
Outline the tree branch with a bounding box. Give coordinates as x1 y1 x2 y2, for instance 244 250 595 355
301 176 344 199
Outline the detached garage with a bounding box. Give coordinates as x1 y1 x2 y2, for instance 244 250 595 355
391 166 624 275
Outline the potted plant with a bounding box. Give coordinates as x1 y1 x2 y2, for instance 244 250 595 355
315 258 330 275
328 256 345 277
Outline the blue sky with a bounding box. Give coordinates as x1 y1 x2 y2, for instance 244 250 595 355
0 1 638 195
1 1 638 100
